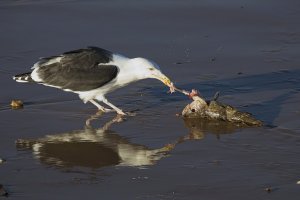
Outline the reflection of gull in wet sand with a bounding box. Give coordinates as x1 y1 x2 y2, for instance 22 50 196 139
16 114 170 168
16 113 240 169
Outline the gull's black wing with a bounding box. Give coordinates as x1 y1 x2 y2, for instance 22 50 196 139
34 47 118 91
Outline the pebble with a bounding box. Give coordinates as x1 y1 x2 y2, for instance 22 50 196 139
264 187 272 193
265 186 281 193
10 100 23 109
0 184 8 197
0 158 5 164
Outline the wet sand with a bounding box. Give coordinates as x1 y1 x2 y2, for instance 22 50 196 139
1 0 300 199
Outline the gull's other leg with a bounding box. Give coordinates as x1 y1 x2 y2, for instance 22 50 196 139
102 98 126 115
89 99 112 112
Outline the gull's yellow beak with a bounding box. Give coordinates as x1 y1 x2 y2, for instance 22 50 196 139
153 73 176 93
160 75 172 87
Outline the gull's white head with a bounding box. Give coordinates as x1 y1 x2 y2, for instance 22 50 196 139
129 57 172 87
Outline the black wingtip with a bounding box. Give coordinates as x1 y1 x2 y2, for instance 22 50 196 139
13 72 33 83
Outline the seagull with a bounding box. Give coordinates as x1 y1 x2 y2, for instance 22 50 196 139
13 46 177 115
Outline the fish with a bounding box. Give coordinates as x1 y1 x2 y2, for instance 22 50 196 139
181 90 263 127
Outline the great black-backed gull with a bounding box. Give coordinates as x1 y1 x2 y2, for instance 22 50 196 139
13 47 177 115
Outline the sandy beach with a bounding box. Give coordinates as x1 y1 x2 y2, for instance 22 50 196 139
0 0 300 199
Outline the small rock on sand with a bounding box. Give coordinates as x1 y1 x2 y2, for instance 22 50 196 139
264 187 272 193
10 100 23 109
0 158 5 164
0 184 8 196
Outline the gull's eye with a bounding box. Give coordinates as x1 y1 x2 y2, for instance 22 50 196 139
148 68 154 71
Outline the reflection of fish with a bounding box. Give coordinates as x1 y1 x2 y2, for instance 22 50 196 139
183 118 244 141
182 92 263 127
16 115 168 169
161 116 245 150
